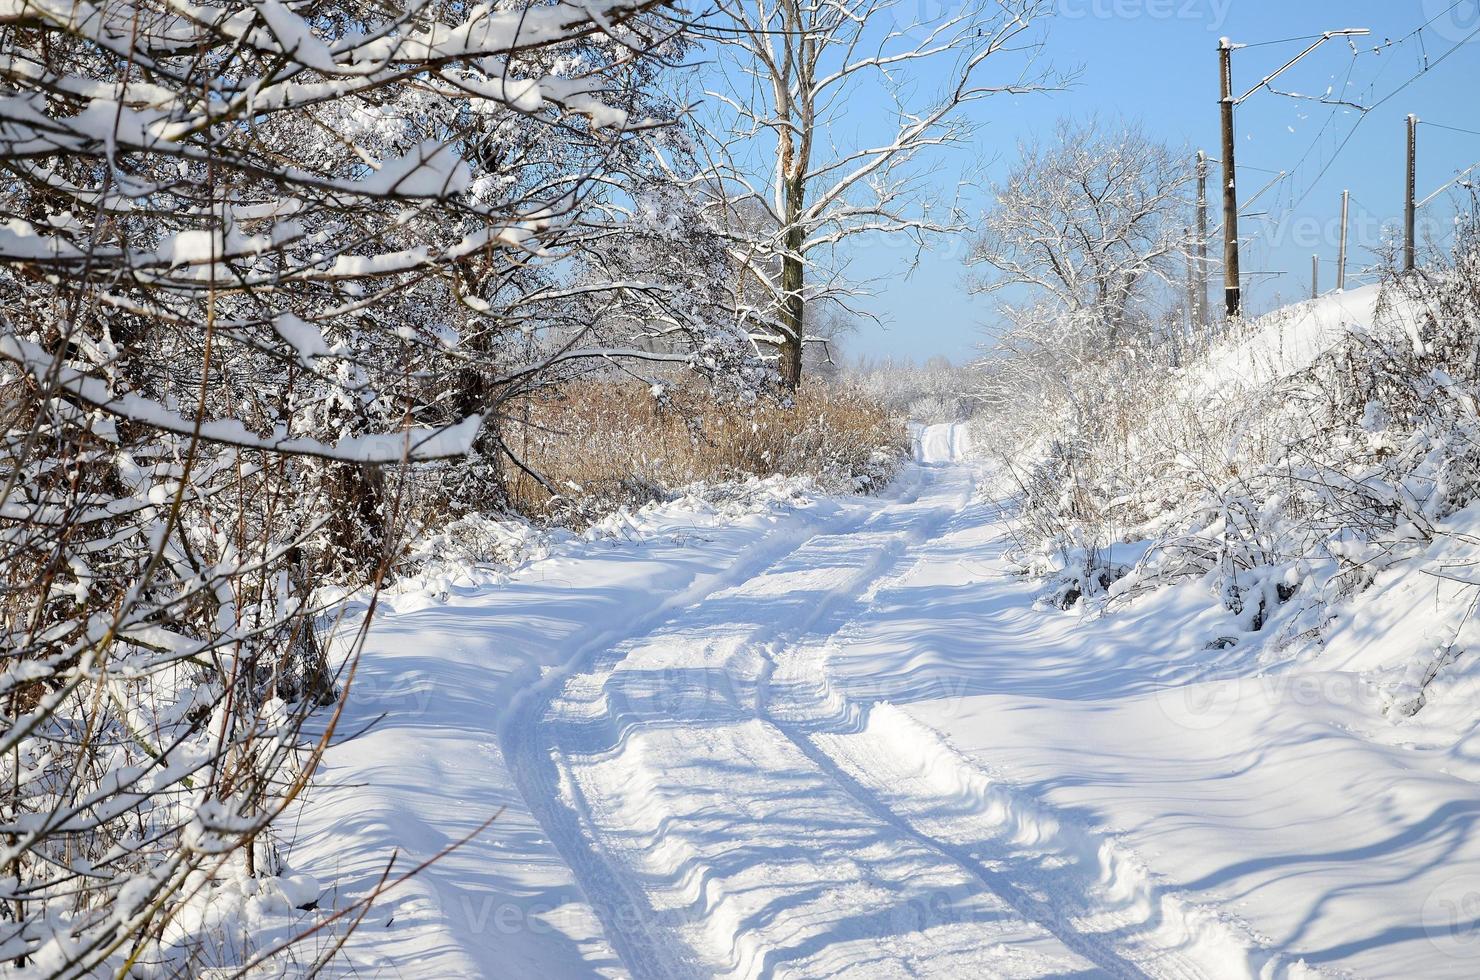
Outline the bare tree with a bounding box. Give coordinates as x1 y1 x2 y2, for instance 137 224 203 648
688 0 1055 387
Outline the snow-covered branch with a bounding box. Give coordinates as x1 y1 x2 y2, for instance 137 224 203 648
683 0 1058 385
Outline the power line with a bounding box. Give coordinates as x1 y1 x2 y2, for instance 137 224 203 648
1230 8 1471 57
1418 160 1480 209
1347 190 1384 225
1241 33 1342 50
1232 3 1480 228
1420 120 1480 139
1351 0 1469 99
1216 4 1480 297
1365 0 1473 57
1243 28 1376 224
1276 53 1359 196
1218 43 1360 238
1283 19 1480 213
1367 24 1480 113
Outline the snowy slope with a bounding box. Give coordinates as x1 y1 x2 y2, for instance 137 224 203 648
287 420 1480 978
1195 285 1382 393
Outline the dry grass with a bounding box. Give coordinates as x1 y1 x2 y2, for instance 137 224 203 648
499 376 908 526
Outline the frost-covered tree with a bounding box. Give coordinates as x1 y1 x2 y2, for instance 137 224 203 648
962 120 1194 568
688 0 1054 388
967 118 1193 359
0 0 706 971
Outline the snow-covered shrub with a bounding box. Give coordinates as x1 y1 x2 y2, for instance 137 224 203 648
904 395 964 425
991 200 1480 710
0 0 707 972
845 357 980 422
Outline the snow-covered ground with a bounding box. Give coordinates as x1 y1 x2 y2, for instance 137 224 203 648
287 421 1480 978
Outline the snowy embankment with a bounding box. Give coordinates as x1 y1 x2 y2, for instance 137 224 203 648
821 472 1480 978
287 408 1480 976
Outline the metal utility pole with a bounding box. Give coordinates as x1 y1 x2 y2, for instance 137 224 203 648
1337 189 1350 290
1195 150 1209 327
1218 40 1241 320
1405 114 1418 272
1184 226 1198 336
1218 28 1369 321
1311 254 1319 299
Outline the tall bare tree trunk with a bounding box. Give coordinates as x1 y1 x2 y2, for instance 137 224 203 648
779 225 806 388
705 0 1047 391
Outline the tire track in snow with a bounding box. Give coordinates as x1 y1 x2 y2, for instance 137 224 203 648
510 450 1101 976
507 433 1096 976
497 491 889 978
500 466 963 977
504 425 1282 978
508 457 1093 977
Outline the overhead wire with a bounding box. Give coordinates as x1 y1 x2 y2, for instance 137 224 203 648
1282 17 1480 213
1419 120 1480 139
1219 3 1480 245
1210 3 1480 297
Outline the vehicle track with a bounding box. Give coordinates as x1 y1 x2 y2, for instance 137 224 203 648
499 463 945 976
503 425 1285 979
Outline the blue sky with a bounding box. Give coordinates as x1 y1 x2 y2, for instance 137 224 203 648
842 0 1480 363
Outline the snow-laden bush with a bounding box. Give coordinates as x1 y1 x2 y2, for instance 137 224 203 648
0 0 722 972
845 357 980 422
988 205 1480 708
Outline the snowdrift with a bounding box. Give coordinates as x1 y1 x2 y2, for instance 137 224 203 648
945 280 1480 977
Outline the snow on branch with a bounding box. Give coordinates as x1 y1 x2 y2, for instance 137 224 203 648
3 339 481 462
686 0 1059 385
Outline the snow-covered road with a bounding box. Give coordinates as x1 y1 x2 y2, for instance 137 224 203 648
500 427 1263 978
507 435 1096 977
291 422 1480 979
497 438 1260 980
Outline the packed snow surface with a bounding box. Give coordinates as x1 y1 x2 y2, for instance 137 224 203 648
292 421 1480 978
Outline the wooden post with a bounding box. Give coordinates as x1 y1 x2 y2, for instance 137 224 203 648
1185 226 1199 337
1337 189 1350 291
1219 39 1242 320
1196 150 1209 328
1405 114 1418 272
